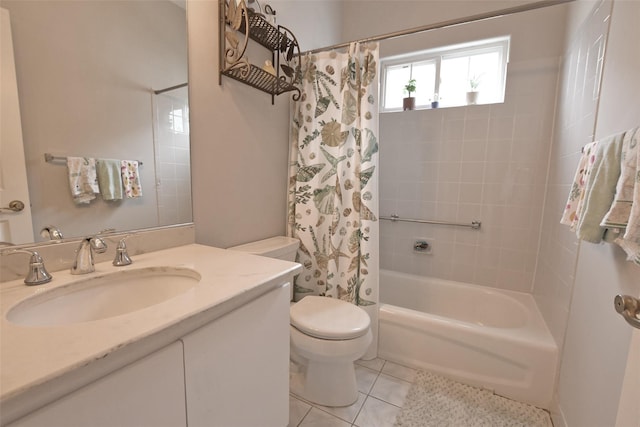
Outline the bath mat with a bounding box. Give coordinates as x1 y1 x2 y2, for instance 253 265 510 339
393 370 552 427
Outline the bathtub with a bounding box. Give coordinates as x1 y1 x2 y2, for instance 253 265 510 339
378 269 558 409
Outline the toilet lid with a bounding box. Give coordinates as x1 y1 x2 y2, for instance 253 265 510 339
290 296 370 340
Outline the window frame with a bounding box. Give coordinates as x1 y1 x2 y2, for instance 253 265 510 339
380 36 510 112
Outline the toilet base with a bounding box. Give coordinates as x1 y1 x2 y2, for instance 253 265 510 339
290 357 359 407
288 314 372 407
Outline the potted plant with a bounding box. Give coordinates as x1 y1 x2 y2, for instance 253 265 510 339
431 93 439 108
466 75 481 105
403 79 417 111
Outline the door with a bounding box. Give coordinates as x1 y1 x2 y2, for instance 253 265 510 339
615 318 640 427
1 8 34 245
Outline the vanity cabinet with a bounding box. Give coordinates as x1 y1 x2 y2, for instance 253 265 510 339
5 284 291 427
181 284 290 427
8 341 187 427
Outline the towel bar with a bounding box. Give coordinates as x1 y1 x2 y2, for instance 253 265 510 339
380 214 481 230
44 153 143 166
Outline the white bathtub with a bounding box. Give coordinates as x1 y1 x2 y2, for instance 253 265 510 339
378 269 558 409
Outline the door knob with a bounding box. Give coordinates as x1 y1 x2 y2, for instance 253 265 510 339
614 294 640 329
0 200 25 213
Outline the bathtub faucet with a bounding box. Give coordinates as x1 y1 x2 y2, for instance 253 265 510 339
414 240 430 252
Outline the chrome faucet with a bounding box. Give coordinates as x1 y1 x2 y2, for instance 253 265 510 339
7 249 53 285
40 225 64 240
71 236 108 275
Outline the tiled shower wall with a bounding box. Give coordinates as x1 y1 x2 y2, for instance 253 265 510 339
533 0 611 355
154 91 193 226
379 57 559 293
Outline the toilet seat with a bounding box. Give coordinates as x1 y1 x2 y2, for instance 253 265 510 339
290 296 370 340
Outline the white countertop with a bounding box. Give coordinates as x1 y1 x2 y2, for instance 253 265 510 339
0 244 301 422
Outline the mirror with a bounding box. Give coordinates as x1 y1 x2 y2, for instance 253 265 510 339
1 0 190 244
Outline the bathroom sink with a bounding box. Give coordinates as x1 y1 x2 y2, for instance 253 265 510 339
6 267 201 326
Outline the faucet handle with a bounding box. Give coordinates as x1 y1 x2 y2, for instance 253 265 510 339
113 235 133 267
8 250 53 285
90 236 108 254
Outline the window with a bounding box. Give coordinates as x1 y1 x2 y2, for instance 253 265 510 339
380 36 510 111
169 106 189 134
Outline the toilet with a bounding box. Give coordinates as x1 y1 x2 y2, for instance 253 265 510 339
229 236 372 407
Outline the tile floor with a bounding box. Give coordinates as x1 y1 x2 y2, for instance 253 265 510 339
289 358 417 427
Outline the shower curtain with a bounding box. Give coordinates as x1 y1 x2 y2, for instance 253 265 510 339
287 42 380 358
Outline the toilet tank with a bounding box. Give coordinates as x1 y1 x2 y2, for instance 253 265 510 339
228 236 299 262
229 237 300 301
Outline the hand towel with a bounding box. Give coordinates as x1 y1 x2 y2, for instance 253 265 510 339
601 127 640 265
67 157 99 204
576 131 625 243
121 160 143 198
96 159 123 201
601 128 639 228
561 141 598 230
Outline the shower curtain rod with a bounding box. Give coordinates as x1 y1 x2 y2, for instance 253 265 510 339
303 0 574 54
153 82 188 95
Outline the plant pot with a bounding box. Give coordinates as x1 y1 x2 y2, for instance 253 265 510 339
403 97 416 111
431 101 439 108
466 91 479 105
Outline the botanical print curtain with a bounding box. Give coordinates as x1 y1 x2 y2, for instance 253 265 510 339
287 42 380 358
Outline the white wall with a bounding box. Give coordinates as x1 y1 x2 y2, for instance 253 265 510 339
550 1 640 426
376 5 566 291
534 0 611 354
1 0 187 240
341 0 568 43
187 0 342 249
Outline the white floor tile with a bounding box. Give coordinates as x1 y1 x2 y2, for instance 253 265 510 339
290 356 543 427
314 392 367 424
381 361 418 383
298 408 352 427
369 373 412 407
355 365 380 394
289 395 312 427
353 396 401 427
356 357 386 372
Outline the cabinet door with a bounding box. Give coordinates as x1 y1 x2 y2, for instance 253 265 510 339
182 285 290 427
9 341 186 427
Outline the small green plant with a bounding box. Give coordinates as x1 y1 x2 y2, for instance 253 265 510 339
469 74 482 91
404 79 417 96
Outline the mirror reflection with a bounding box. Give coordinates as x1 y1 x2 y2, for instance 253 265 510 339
0 0 190 245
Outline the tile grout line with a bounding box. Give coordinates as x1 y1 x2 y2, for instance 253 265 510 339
351 360 385 426
293 358 419 427
294 401 312 427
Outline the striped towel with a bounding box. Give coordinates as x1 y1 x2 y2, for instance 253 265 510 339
576 133 624 243
96 159 123 201
601 127 640 265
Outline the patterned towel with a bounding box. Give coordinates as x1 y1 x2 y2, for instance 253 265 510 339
67 157 99 204
121 160 142 198
561 141 598 230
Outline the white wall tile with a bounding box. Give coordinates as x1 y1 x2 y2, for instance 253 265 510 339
379 30 561 293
